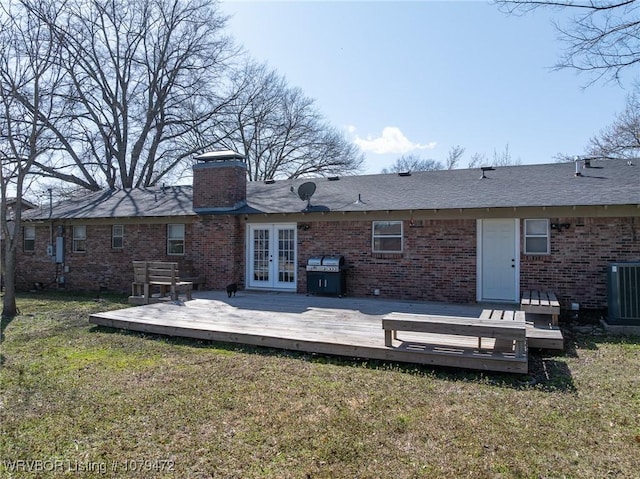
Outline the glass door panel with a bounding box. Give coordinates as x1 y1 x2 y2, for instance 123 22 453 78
248 224 296 290
250 227 270 285
276 227 296 287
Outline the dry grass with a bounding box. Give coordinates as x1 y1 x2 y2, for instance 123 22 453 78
1 292 639 478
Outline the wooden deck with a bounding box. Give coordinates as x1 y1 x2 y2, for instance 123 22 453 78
89 291 563 374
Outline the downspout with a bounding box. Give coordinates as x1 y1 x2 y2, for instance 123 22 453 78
47 188 59 287
48 188 53 248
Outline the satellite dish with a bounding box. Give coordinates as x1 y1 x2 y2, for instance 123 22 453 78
298 182 316 201
297 181 316 210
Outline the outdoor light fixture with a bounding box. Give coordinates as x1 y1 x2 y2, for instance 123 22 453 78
551 222 571 231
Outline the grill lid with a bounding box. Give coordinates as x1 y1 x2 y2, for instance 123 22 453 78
306 255 346 272
322 256 345 267
307 256 324 266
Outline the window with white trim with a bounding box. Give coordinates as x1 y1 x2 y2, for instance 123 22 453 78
167 224 185 255
24 225 35 252
73 225 86 253
524 219 550 254
112 224 124 249
372 221 403 253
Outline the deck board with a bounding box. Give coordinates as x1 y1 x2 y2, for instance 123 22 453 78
90 292 563 374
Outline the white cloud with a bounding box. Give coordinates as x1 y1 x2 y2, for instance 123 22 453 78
353 126 436 155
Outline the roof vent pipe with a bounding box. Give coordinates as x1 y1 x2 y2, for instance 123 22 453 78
480 166 495 179
574 157 582 177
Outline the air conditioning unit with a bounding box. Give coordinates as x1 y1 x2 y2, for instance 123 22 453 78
607 262 640 325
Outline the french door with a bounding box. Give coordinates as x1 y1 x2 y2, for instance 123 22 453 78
247 224 297 290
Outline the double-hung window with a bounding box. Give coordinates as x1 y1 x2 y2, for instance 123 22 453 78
24 225 35 252
112 225 124 249
73 225 86 253
372 221 403 253
524 219 550 255
167 224 185 255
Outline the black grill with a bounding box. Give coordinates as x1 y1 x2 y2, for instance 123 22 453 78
306 255 346 296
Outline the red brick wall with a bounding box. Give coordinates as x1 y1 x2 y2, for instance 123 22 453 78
191 215 244 288
17 222 206 292
15 224 58 288
296 216 640 308
296 219 478 303
520 216 640 309
15 215 640 309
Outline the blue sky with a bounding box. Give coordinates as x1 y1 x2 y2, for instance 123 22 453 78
220 0 632 174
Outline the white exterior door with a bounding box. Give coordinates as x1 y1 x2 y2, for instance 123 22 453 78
247 224 297 290
478 219 519 302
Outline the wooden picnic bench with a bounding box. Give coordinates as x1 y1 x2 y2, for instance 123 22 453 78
520 290 560 326
480 309 527 356
131 261 193 304
382 312 527 359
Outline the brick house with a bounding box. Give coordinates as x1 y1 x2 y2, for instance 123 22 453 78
16 152 640 310
2 198 37 289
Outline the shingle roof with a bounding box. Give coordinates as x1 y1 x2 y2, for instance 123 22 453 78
24 159 640 220
25 186 194 220
242 158 640 213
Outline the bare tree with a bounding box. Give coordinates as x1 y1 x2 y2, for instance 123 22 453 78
491 143 521 166
5 1 362 190
219 61 364 181
20 0 236 190
496 0 640 84
467 144 521 168
446 145 465 170
467 152 487 169
585 88 640 159
381 154 443 174
0 1 64 317
380 145 466 173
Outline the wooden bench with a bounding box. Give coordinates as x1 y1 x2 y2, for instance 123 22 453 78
181 275 206 290
480 309 527 354
382 312 527 359
131 261 193 304
521 290 560 326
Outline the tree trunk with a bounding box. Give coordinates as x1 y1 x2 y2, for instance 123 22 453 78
1 238 17 318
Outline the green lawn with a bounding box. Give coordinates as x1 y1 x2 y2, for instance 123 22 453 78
1 292 639 478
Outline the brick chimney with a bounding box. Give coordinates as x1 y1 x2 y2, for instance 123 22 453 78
192 151 247 212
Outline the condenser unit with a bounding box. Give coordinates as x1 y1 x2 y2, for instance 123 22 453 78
607 262 640 325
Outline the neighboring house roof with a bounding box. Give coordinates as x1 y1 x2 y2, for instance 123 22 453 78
23 159 640 220
6 197 37 210
4 197 37 223
3 199 37 239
